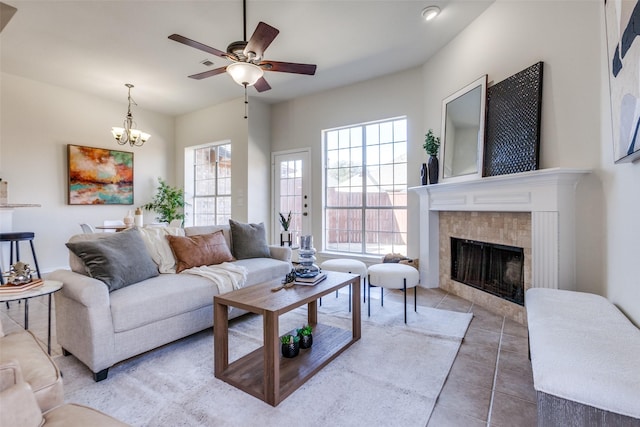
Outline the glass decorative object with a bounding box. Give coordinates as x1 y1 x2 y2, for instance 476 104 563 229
295 235 320 278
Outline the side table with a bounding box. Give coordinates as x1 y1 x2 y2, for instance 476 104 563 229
0 280 63 354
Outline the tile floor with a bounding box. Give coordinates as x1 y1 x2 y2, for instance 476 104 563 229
0 286 537 427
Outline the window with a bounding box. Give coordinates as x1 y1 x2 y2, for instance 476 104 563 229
185 143 231 226
324 117 407 256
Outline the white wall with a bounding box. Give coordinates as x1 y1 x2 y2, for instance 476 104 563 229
598 3 640 325
271 66 425 261
0 73 174 272
174 96 272 229
423 0 606 298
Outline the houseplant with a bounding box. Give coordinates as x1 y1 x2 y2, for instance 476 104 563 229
297 324 313 349
280 334 300 358
279 211 292 246
142 178 185 224
423 129 441 184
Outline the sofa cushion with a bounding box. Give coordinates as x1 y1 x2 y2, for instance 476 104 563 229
167 231 235 273
229 219 270 259
65 229 159 292
234 258 292 287
109 273 219 333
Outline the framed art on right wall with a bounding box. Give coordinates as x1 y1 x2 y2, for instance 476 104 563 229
605 0 640 163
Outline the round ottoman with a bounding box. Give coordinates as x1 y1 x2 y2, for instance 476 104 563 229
320 259 368 311
367 263 419 323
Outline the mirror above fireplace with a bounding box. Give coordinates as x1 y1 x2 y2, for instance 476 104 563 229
440 75 487 183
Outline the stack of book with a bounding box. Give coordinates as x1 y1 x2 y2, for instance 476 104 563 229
294 272 327 286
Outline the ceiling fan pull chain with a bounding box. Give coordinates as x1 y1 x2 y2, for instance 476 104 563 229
244 84 248 119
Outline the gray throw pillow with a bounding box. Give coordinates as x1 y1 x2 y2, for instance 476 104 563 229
228 219 271 259
66 228 159 292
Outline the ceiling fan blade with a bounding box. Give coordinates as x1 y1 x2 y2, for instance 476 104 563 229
253 77 271 92
0 2 17 33
169 34 227 59
244 22 279 59
260 61 317 75
188 66 228 80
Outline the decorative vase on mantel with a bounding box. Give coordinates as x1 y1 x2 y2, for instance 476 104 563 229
420 163 428 185
428 155 439 185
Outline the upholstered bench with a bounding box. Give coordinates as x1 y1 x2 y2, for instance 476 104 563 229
0 322 63 412
526 288 640 425
367 263 419 323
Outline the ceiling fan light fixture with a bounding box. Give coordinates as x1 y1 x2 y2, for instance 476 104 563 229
226 62 264 87
421 6 440 21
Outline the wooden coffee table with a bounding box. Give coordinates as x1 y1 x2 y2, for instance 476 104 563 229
213 271 361 406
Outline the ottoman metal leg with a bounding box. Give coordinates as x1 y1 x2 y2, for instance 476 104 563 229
367 274 371 317
403 279 407 324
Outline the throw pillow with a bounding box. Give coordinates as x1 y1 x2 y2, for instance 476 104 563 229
167 231 235 273
65 228 159 292
228 219 271 259
137 226 186 273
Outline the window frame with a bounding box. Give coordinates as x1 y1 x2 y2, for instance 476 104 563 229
184 141 232 227
323 117 408 256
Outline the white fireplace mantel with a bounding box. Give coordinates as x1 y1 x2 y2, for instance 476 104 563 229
410 168 590 290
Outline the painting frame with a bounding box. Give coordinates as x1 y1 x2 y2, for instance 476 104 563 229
67 144 134 205
604 0 640 163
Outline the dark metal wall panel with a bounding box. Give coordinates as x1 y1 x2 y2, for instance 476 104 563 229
484 62 543 177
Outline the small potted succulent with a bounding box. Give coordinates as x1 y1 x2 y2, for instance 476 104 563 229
280 334 300 358
297 324 313 349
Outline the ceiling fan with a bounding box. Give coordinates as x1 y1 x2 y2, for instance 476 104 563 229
168 0 317 93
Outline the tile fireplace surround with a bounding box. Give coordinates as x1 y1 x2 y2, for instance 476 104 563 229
411 168 590 323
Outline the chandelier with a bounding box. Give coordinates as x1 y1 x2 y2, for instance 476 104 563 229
111 83 151 147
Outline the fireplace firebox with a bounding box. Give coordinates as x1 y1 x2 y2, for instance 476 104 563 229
451 237 525 305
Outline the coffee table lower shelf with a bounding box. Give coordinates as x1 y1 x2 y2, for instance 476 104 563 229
217 323 356 405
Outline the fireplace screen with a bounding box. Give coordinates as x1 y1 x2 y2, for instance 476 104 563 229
451 237 524 305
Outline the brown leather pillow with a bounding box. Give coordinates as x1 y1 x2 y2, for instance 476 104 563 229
167 231 234 273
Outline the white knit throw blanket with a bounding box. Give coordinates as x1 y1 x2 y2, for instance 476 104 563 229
181 262 248 294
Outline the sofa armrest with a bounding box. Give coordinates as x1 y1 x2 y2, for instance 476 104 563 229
47 269 116 375
47 269 110 308
0 382 45 427
268 245 292 263
0 360 23 393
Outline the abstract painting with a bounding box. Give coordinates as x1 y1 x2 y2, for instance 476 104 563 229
605 0 640 163
68 144 133 205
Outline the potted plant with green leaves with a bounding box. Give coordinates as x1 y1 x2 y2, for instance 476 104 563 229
280 334 300 358
422 129 441 185
142 178 186 224
279 211 292 246
297 324 313 349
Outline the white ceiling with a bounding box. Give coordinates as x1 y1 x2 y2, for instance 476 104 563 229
0 1 493 117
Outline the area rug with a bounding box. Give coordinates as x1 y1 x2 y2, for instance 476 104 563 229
55 293 472 427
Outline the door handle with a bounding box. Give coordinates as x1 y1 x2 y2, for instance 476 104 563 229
303 212 308 216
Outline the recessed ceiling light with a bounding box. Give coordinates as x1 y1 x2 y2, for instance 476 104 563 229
421 6 440 22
